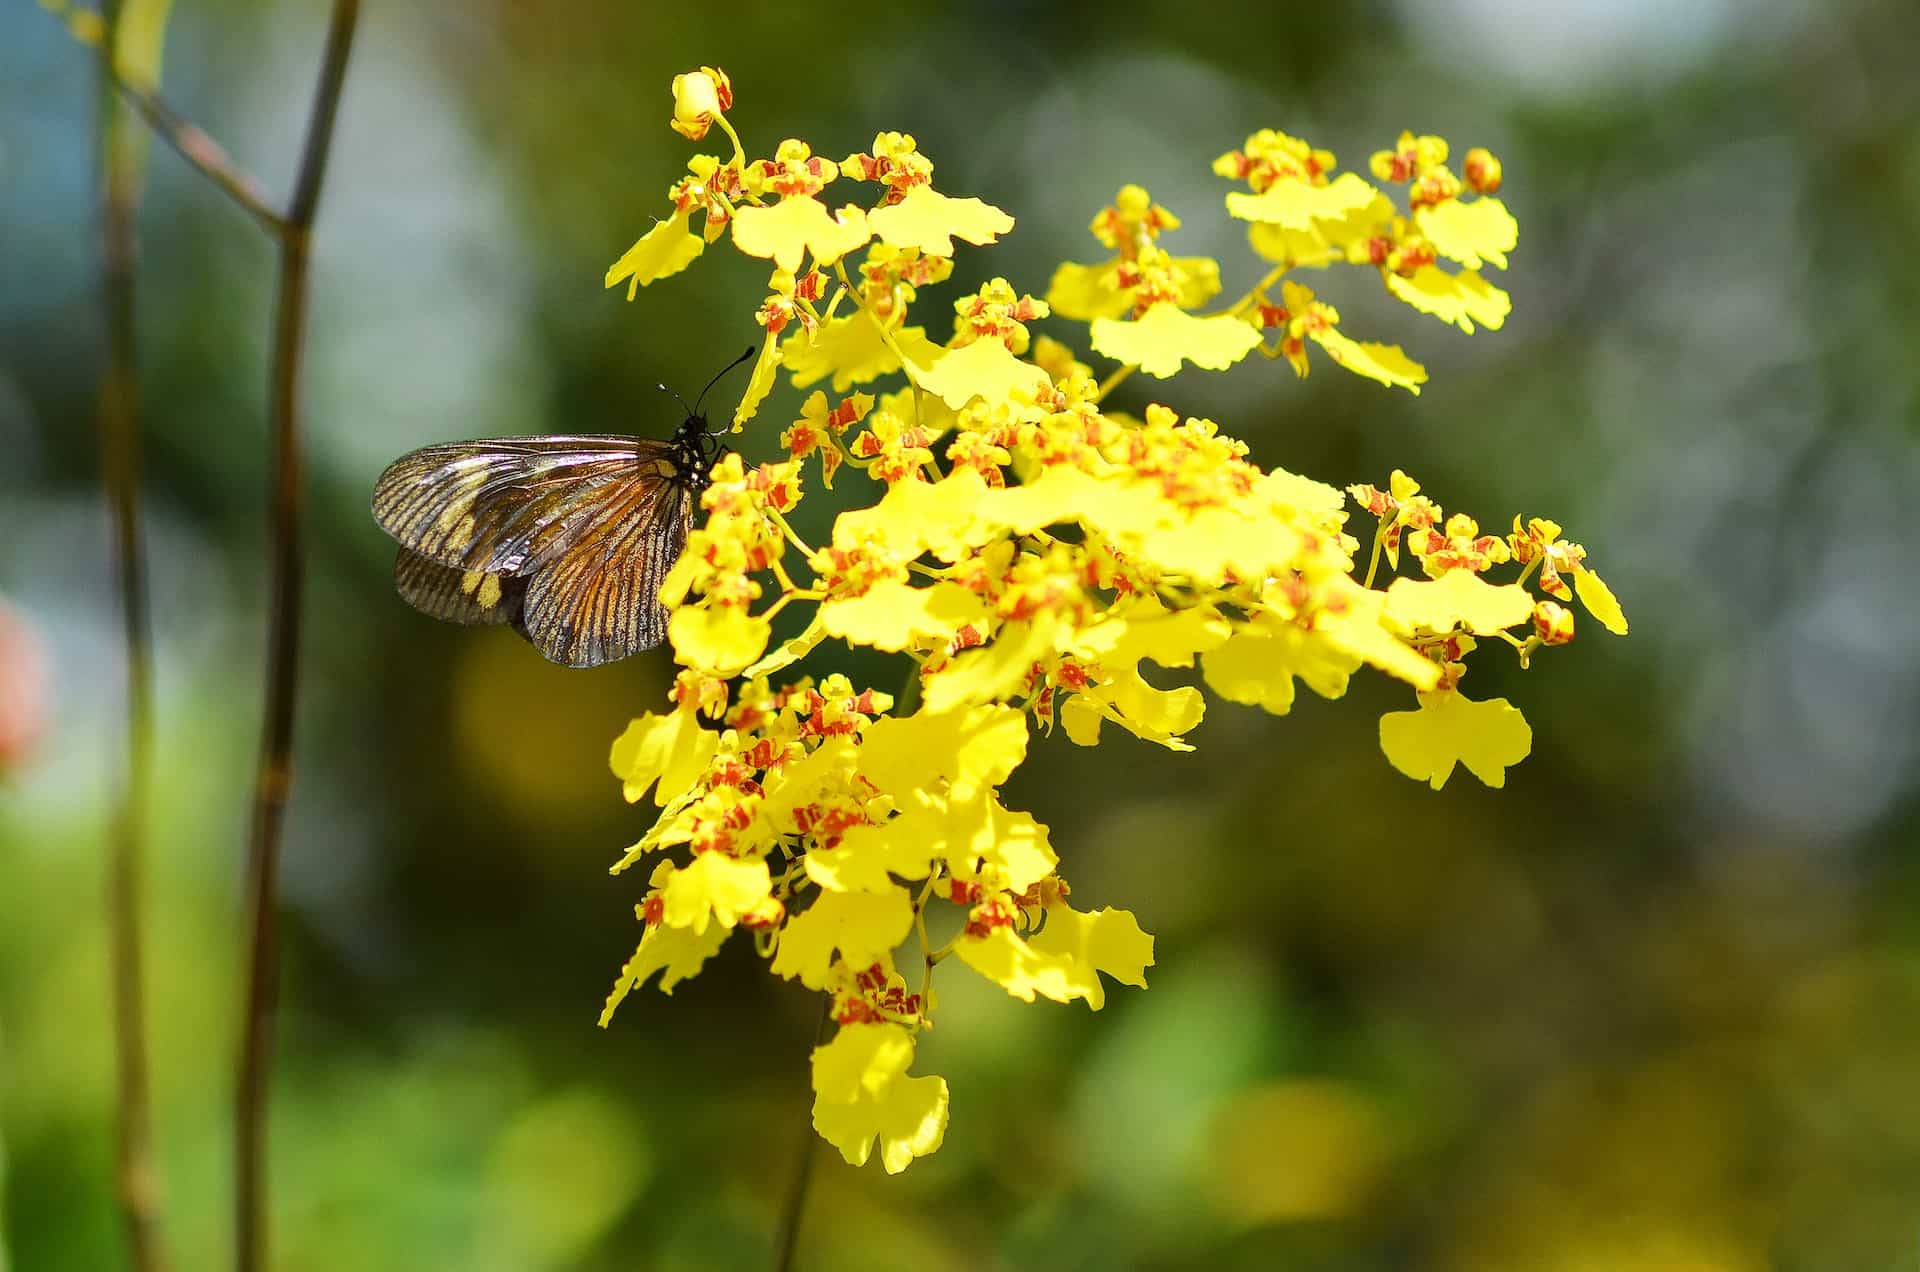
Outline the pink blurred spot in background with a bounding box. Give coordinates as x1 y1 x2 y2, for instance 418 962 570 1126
0 593 51 771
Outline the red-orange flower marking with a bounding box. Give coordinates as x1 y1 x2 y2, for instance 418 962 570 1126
964 897 1017 939
753 140 836 198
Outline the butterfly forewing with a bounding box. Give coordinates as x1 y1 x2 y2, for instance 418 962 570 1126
519 473 694 667
373 433 701 667
372 436 679 577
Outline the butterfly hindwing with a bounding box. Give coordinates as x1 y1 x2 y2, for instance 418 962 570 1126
392 549 527 627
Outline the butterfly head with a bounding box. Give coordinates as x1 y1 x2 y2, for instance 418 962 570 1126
668 409 724 492
658 344 758 493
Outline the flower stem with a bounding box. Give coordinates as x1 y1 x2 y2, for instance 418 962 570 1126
772 995 834 1272
715 113 748 173
114 76 285 231
46 0 284 231
1224 263 1291 318
234 5 360 1271
768 509 819 561
833 258 932 422
1093 362 1135 403
95 1 168 1266
896 649 923 717
1363 523 1386 589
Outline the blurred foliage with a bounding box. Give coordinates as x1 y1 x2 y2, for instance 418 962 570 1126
3 0 1919 1268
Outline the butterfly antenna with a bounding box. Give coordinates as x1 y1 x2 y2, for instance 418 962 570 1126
656 381 697 417
693 343 760 416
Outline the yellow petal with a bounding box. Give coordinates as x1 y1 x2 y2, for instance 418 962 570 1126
1078 596 1230 670
920 619 1058 714
984 474 1304 588
1385 571 1533 634
1309 328 1427 394
1045 260 1132 322
1257 466 1348 516
1378 693 1532 789
811 1020 913 1102
1070 598 1229 749
813 1073 948 1173
605 207 705 299
1103 676 1206 749
741 613 827 680
1226 173 1391 231
1384 266 1510 334
835 793 1055 894
819 579 988 652
669 604 772 676
972 466 1115 537
1028 904 1154 1004
1413 196 1517 270
1315 584 1443 690
867 185 1013 255
964 800 1057 893
770 886 914 989
810 1023 948 1173
804 814 938 893
917 338 1051 411
1573 569 1629 635
1202 616 1362 715
608 706 719 807
756 738 859 833
1060 693 1106 747
731 335 782 430
1171 255 1226 309
957 905 1153 1009
598 920 729 1024
1045 257 1219 321
857 703 1028 802
660 852 773 935
832 469 987 563
1089 304 1261 379
783 315 940 392
731 196 873 273
1247 223 1344 268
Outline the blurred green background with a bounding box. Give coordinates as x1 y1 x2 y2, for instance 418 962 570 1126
5 0 1920 1268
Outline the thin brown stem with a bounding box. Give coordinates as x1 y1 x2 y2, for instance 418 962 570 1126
113 78 286 232
96 2 169 1267
234 4 360 1271
42 0 281 229
772 996 834 1272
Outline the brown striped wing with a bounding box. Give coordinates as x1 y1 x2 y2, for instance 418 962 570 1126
372 435 692 667
371 436 676 576
517 470 695 667
393 549 528 627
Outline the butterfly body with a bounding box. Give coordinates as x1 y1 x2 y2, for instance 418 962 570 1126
371 410 722 668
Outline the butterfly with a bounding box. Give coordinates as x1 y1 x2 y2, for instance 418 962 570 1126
370 346 755 668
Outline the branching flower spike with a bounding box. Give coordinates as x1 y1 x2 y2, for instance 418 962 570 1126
599 70 1628 1173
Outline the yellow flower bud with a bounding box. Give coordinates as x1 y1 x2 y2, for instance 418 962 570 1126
670 66 732 141
1463 146 1503 194
1532 600 1575 646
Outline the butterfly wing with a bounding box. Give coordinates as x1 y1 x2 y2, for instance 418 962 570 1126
371 436 678 577
372 434 697 668
517 471 696 667
392 549 528 627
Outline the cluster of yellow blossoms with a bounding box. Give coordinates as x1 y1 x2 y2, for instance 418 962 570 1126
598 67 1627 1172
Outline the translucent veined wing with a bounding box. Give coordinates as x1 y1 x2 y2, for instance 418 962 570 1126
371 436 682 577
392 549 527 627
517 470 696 667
